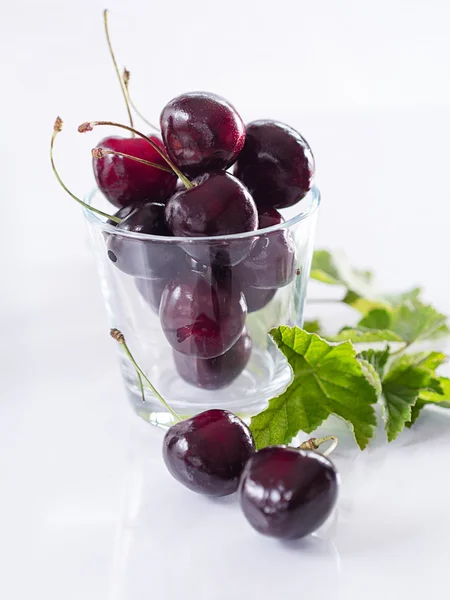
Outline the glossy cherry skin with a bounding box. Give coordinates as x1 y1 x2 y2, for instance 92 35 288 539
107 203 182 279
166 172 258 237
239 447 339 539
160 92 246 177
165 172 258 266
94 136 177 208
243 286 276 312
235 208 296 289
159 270 247 359
174 329 252 390
163 409 255 496
234 120 315 209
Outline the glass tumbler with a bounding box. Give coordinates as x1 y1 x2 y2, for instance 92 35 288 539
85 186 320 427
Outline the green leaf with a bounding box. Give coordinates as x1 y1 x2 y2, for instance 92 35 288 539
358 347 390 379
390 301 447 345
382 352 444 442
303 319 322 334
408 377 450 426
310 250 376 300
343 290 390 314
249 327 378 450
385 287 422 306
358 308 392 330
310 250 342 284
358 359 382 397
329 327 402 343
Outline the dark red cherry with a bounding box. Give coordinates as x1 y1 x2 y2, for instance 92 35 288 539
165 172 258 266
107 203 182 279
163 409 255 496
239 447 339 539
94 135 177 208
159 270 247 359
234 120 314 209
235 208 296 289
160 92 246 177
243 286 276 312
106 204 135 225
174 329 252 389
166 172 258 237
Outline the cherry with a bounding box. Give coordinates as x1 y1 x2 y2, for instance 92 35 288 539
107 202 183 279
235 208 296 289
239 447 339 539
243 286 276 313
234 120 315 209
93 135 177 208
165 172 258 266
165 172 258 237
106 204 135 225
163 409 255 496
160 92 246 177
174 329 252 389
159 270 247 359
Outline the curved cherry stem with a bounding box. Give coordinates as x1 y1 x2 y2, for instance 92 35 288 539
103 9 135 134
298 435 338 457
79 120 193 190
50 117 120 224
123 68 160 132
92 147 173 173
110 329 181 421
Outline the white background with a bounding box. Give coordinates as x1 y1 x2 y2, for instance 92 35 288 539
1 0 450 598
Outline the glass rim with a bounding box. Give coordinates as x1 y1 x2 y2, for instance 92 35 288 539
83 184 321 242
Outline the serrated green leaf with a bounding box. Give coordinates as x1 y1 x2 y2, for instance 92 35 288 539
359 359 382 397
390 302 447 345
343 290 390 314
385 287 422 306
382 352 444 441
310 250 376 300
358 347 390 378
249 326 378 450
407 377 450 426
329 327 402 343
358 308 392 330
303 319 321 334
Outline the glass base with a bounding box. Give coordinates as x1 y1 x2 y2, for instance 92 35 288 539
121 344 292 428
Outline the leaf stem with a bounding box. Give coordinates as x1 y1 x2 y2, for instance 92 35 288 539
110 329 181 421
50 117 120 223
79 120 193 190
298 435 339 457
103 9 135 134
308 298 343 304
390 342 412 357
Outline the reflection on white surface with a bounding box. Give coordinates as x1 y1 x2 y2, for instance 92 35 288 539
107 419 341 600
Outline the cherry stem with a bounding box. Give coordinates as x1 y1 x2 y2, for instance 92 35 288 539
79 120 193 190
103 9 135 134
50 117 120 224
298 435 338 457
110 328 181 421
92 147 173 173
123 68 160 132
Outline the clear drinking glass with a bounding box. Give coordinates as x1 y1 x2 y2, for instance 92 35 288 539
85 186 320 427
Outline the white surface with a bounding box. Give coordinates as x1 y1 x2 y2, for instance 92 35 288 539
2 0 450 598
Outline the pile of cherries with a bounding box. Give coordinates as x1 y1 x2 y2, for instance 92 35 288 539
164 408 339 540
90 91 315 390
53 9 339 540
110 329 339 540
